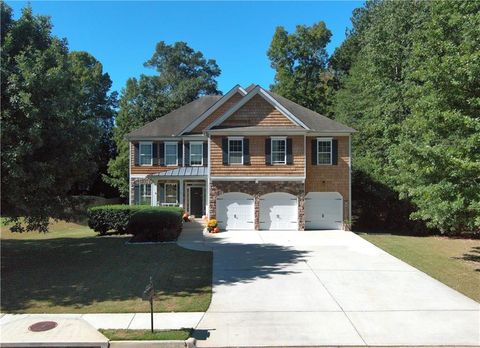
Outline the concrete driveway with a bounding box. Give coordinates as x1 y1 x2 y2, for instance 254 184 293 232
178 227 480 347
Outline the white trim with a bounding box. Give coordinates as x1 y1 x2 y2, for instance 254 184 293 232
139 141 153 166
211 176 305 182
207 136 211 218
349 134 352 222
151 182 157 206
180 85 247 135
131 174 149 179
228 137 244 165
129 142 132 205
189 141 204 166
303 134 306 181
127 135 207 141
316 138 333 165
206 86 310 130
164 141 178 166
271 138 287 165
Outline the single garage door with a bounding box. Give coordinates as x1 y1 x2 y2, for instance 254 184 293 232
259 192 298 230
216 192 255 230
305 192 343 230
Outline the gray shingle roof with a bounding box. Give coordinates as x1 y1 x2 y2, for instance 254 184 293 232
126 95 222 139
148 167 208 177
266 90 356 133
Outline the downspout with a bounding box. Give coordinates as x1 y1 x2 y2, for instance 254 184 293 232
349 134 352 223
129 142 132 205
207 133 211 219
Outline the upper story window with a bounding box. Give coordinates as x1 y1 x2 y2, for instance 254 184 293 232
228 138 243 164
271 138 286 165
139 142 153 166
165 142 178 166
190 142 203 166
317 138 332 165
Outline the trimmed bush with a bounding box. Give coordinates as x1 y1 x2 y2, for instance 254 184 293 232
127 208 183 242
87 205 183 236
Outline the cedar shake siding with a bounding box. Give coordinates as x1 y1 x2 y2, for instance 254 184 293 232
210 135 305 176
219 95 297 128
306 136 350 220
191 92 244 133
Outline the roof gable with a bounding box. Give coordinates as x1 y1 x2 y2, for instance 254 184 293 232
180 85 247 134
207 86 309 130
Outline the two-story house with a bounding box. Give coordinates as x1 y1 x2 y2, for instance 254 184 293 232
126 84 355 231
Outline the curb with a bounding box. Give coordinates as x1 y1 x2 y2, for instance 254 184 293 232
109 337 196 348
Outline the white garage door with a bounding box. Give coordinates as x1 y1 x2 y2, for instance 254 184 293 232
305 192 343 230
216 192 255 230
259 192 298 230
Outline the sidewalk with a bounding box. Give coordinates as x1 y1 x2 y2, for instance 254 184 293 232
0 312 205 330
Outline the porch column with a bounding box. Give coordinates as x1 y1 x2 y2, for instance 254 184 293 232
151 181 157 206
179 178 184 208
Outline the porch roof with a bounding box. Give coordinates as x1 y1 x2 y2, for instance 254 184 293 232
148 166 208 178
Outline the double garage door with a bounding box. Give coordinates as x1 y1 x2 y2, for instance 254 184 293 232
216 191 343 230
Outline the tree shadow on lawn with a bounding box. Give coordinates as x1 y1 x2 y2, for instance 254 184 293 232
456 246 480 272
1 235 309 312
0 236 212 313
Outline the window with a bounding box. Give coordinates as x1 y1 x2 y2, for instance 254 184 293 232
137 184 151 205
139 142 152 166
228 138 243 164
165 142 178 166
165 183 177 204
317 139 332 165
271 138 286 164
190 142 203 166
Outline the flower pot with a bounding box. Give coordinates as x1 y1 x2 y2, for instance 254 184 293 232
183 213 189 222
213 227 220 233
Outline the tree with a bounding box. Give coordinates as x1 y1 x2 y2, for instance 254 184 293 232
1 4 116 232
267 22 332 115
104 41 221 197
392 0 480 232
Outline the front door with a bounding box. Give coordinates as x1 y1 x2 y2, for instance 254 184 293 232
189 187 203 217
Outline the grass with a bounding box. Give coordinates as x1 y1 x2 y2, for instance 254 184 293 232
1 219 212 313
360 233 480 302
99 329 192 341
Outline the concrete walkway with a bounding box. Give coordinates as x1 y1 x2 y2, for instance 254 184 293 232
179 227 480 347
0 312 204 330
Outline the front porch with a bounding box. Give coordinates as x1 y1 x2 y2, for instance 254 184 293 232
131 167 208 217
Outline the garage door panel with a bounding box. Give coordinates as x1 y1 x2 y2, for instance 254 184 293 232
259 193 298 230
305 192 343 230
216 193 254 230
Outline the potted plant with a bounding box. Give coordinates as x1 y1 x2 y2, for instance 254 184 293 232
207 219 217 233
183 212 190 222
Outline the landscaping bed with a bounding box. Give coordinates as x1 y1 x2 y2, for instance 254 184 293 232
360 232 480 302
1 220 212 313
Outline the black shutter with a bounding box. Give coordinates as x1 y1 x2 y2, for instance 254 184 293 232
177 142 183 166
134 143 139 166
243 138 250 165
159 142 164 166
184 142 190 166
203 142 208 166
332 139 338 165
311 139 317 165
152 142 158 165
222 137 228 165
286 138 293 165
265 138 271 165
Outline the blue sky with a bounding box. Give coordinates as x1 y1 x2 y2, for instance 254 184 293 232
7 1 362 94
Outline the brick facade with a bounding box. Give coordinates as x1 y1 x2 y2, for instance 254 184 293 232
209 180 305 230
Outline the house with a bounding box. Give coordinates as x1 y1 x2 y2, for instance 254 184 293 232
126 84 355 230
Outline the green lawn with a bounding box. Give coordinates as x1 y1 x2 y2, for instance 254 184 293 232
360 233 480 302
100 329 192 341
1 220 212 313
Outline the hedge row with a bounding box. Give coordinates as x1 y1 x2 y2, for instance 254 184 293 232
87 205 183 242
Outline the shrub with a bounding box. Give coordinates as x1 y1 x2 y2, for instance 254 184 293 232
87 205 183 236
127 208 183 242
